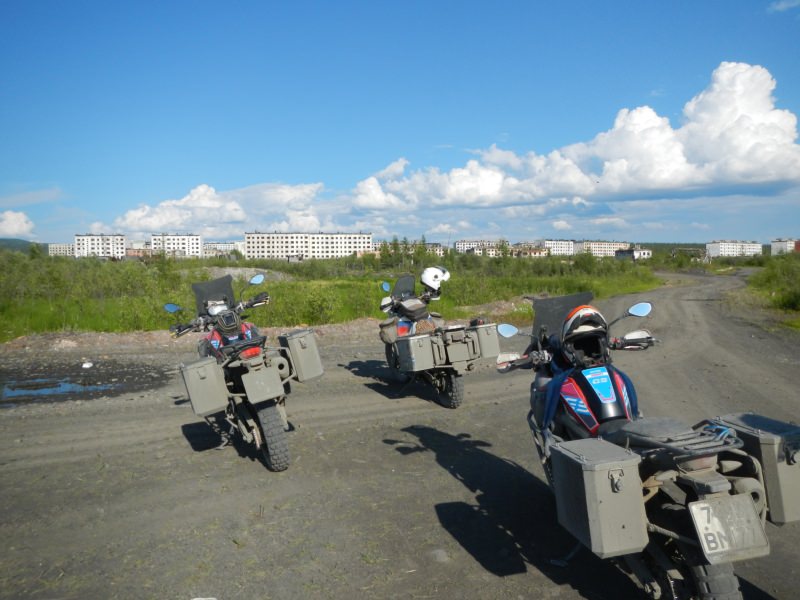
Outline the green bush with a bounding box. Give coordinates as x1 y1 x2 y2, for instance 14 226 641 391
0 249 665 341
749 253 800 311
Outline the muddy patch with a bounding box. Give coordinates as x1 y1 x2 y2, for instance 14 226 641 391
0 357 174 407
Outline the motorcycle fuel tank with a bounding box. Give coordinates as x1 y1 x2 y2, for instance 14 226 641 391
560 366 634 435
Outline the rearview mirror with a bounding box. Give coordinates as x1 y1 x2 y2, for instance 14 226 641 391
623 329 652 342
164 303 181 313
628 302 652 318
381 281 391 293
497 324 519 338
250 273 265 286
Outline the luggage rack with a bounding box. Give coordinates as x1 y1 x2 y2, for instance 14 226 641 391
605 417 744 460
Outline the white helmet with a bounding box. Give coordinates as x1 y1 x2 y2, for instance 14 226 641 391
420 266 450 293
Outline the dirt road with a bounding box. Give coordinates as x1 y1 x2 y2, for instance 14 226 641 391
1 272 798 599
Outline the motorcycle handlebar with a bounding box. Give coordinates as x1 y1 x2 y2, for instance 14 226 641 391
609 336 658 350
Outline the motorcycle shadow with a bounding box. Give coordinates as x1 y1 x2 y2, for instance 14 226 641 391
181 415 283 468
385 425 641 596
344 359 441 405
181 420 225 452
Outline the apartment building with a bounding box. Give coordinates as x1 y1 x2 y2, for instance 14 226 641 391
244 232 372 260
771 239 798 255
575 240 631 257
151 233 203 258
706 241 763 258
543 239 575 256
74 234 127 260
47 243 74 257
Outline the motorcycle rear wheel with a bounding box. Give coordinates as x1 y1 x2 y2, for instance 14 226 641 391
688 561 741 600
645 515 742 600
438 371 463 409
258 404 290 472
385 344 410 383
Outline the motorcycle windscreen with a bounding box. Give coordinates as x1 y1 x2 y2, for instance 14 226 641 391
192 275 236 316
533 291 594 336
392 274 416 300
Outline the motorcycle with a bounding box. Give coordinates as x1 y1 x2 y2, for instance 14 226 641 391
497 292 800 599
379 272 500 409
164 273 324 472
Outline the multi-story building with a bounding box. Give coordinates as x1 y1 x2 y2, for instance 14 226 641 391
543 239 575 256
48 243 74 257
511 242 548 258
575 240 631 257
74 234 127 260
204 241 246 257
455 239 500 253
151 233 203 258
771 239 798 255
244 232 373 260
706 241 763 258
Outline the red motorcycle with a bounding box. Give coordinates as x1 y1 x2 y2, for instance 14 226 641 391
497 292 799 599
165 273 323 472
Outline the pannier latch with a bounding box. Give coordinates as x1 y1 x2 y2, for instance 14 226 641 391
609 469 625 493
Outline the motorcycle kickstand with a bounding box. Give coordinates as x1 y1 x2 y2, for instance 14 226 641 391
395 373 418 396
205 417 233 449
549 541 583 567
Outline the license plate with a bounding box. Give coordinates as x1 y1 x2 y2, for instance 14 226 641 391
689 494 770 564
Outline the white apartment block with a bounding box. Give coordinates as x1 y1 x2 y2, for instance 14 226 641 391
575 240 631 257
74 234 127 259
151 233 203 258
706 241 763 258
544 239 575 256
204 241 246 257
771 239 797 255
245 232 373 260
455 239 499 253
48 243 74 257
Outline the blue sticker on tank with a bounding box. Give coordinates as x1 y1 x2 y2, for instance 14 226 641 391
583 367 616 404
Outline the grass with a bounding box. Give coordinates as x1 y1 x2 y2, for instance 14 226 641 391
5 248 798 341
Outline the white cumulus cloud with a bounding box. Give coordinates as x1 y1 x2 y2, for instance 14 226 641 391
0 210 35 237
344 61 800 242
113 182 326 240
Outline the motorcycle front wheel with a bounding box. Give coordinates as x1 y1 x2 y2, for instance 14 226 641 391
258 404 290 472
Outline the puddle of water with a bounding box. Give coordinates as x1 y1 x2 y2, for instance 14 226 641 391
1 377 116 407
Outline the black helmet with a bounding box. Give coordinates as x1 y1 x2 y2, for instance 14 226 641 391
217 310 241 337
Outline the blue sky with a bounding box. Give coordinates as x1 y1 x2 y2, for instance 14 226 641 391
2 1 799 245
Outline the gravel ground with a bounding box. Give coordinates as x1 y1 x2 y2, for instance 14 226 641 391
1 271 798 600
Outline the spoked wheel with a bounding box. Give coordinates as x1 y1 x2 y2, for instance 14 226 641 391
257 403 290 472
438 370 464 409
384 343 410 383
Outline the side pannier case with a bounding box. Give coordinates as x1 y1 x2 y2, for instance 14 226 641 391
279 329 324 382
181 357 229 417
396 334 435 371
714 412 800 524
550 438 648 558
466 323 500 359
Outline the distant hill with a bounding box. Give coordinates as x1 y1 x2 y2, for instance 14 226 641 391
0 238 46 253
